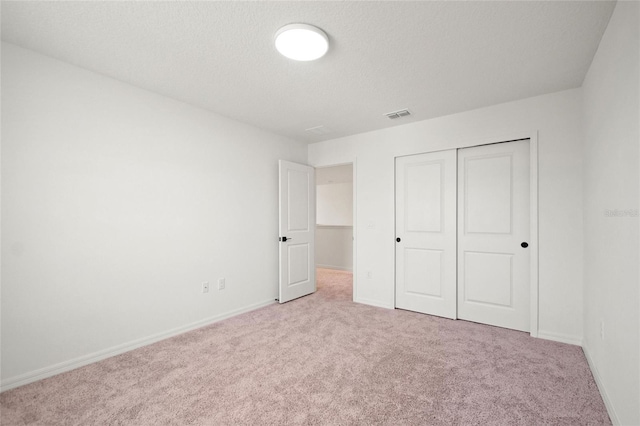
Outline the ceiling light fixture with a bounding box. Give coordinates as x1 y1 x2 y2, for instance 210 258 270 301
275 23 329 61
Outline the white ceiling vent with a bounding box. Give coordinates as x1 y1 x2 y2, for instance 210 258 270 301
305 125 333 136
384 109 411 120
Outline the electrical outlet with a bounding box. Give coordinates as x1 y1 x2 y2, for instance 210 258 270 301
366 271 373 279
202 282 210 293
218 278 226 290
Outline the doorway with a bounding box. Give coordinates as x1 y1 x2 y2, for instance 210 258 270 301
315 164 355 297
315 163 356 300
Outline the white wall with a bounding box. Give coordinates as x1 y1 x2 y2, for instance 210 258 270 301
317 183 353 226
309 88 584 343
0 43 307 388
582 2 639 424
316 181 353 271
315 226 353 271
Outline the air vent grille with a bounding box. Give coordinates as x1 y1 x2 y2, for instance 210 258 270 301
305 125 332 136
385 109 411 119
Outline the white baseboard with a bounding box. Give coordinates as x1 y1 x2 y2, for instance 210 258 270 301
583 345 620 425
537 329 583 346
0 298 277 393
355 297 394 310
316 264 353 272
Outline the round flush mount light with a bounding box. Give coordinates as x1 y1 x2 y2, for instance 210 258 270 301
274 23 329 61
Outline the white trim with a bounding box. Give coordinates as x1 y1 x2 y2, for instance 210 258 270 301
352 159 358 303
355 297 395 310
584 345 621 425
316 264 353 272
537 329 582 346
393 154 397 310
0 298 276 393
316 225 353 229
529 133 539 337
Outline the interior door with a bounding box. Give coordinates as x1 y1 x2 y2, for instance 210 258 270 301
457 140 530 331
278 160 316 303
395 150 457 319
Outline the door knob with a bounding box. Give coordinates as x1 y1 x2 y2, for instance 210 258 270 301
396 237 401 242
280 236 292 242
521 242 528 248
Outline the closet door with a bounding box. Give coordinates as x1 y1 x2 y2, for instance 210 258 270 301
395 150 457 319
457 140 530 332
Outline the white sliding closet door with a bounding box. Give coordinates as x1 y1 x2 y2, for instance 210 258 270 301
457 140 530 332
395 150 457 319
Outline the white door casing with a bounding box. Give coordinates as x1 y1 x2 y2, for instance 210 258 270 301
278 160 316 303
395 150 457 319
457 140 530 332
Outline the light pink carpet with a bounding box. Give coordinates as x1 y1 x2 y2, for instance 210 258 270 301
1 268 610 425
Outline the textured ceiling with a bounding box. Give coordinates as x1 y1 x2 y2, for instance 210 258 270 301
1 1 616 143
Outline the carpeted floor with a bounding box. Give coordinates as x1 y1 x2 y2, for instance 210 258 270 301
1 268 610 425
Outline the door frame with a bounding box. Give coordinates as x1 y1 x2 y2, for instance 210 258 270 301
394 132 539 337
313 159 358 302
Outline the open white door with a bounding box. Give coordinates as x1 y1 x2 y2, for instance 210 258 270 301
395 150 457 319
278 160 316 303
